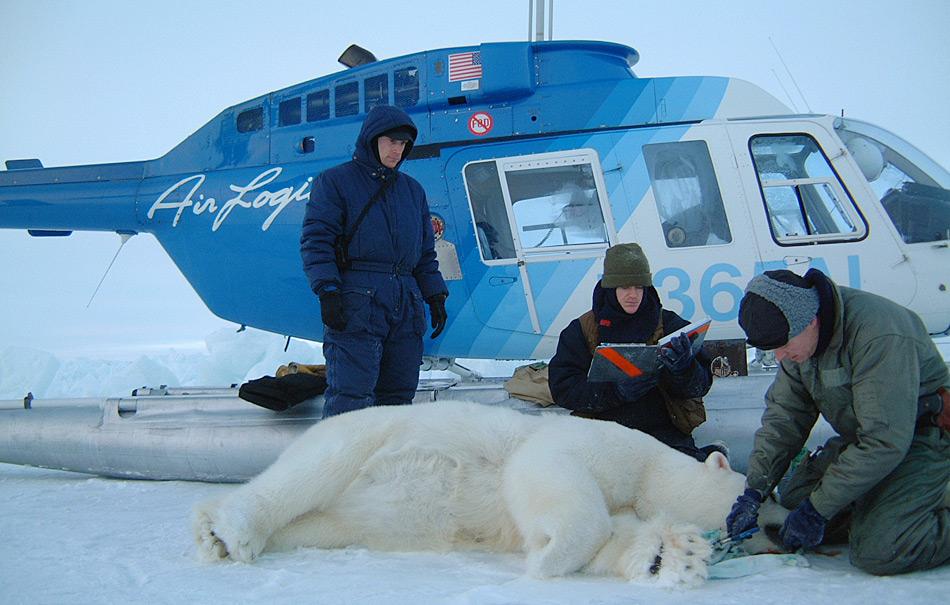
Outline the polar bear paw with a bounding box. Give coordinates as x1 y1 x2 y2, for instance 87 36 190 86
194 505 229 561
193 499 266 563
623 522 711 589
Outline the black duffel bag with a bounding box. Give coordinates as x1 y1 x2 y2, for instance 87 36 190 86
238 372 328 412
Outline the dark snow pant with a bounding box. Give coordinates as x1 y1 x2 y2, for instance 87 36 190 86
780 427 950 575
321 273 426 419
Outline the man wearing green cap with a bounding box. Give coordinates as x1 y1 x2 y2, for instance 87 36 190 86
548 243 719 461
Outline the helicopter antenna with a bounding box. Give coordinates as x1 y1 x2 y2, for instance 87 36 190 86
86 231 135 308
769 36 812 113
770 68 800 112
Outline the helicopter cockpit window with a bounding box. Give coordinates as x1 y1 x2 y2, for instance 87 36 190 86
643 141 732 247
278 97 301 126
750 134 866 244
334 81 359 117
837 124 950 244
463 150 612 263
394 67 419 108
236 107 263 133
364 74 389 112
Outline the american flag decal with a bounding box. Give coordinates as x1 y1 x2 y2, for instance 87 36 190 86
448 51 483 82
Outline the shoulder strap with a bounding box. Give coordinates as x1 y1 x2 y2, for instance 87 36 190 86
340 174 396 253
579 311 600 355
646 315 665 345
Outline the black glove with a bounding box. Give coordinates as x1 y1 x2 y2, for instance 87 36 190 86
426 293 447 339
726 488 763 539
659 333 696 373
615 374 657 401
319 289 347 331
780 498 826 551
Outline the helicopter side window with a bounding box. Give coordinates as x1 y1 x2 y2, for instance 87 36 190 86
463 162 517 260
750 134 866 244
335 81 359 117
643 141 732 248
236 107 263 133
278 97 301 126
306 90 330 122
505 163 608 250
463 150 611 263
364 74 389 113
394 67 419 108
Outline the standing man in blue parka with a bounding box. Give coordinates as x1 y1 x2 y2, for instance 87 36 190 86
300 105 448 419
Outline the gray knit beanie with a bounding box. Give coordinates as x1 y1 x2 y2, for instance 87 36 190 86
602 243 652 288
738 270 819 349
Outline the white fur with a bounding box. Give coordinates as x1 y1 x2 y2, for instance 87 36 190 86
193 400 755 587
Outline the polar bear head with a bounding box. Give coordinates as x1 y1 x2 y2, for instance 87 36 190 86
633 449 747 532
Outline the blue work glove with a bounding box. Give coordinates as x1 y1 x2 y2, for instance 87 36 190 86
615 374 657 401
780 498 826 551
319 288 347 331
659 333 696 373
426 294 447 339
726 488 763 539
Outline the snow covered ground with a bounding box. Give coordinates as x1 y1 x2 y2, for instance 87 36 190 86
1 460 947 605
1 331 948 603
0 412 947 603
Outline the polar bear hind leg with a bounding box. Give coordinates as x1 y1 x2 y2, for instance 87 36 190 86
503 449 612 578
193 413 391 562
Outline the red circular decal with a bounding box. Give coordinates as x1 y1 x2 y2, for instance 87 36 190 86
430 214 445 240
468 112 493 136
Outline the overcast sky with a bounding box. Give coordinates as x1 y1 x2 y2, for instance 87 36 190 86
1 0 948 359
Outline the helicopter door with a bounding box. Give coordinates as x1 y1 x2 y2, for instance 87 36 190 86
458 148 616 335
725 119 916 303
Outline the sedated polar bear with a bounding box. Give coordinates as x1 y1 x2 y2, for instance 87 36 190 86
194 400 766 587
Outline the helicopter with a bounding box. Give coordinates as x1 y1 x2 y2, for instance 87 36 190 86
2 40 947 367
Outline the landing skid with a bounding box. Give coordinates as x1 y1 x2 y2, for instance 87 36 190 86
420 357 484 382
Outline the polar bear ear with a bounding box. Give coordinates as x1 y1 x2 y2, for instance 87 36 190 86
704 451 731 471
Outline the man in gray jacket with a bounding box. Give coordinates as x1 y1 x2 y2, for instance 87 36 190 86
725 268 949 575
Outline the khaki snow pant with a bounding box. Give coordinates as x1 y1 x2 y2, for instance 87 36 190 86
779 426 950 575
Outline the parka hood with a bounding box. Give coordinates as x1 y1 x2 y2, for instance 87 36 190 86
354 105 418 171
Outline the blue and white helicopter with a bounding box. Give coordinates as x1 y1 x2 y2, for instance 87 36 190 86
1 40 948 481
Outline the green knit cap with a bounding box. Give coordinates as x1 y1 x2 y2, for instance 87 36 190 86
602 243 652 288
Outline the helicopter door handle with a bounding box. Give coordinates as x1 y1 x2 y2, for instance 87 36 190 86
300 136 315 154
489 276 517 286
783 256 812 266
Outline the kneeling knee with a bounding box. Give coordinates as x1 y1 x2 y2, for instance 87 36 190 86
850 544 913 576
